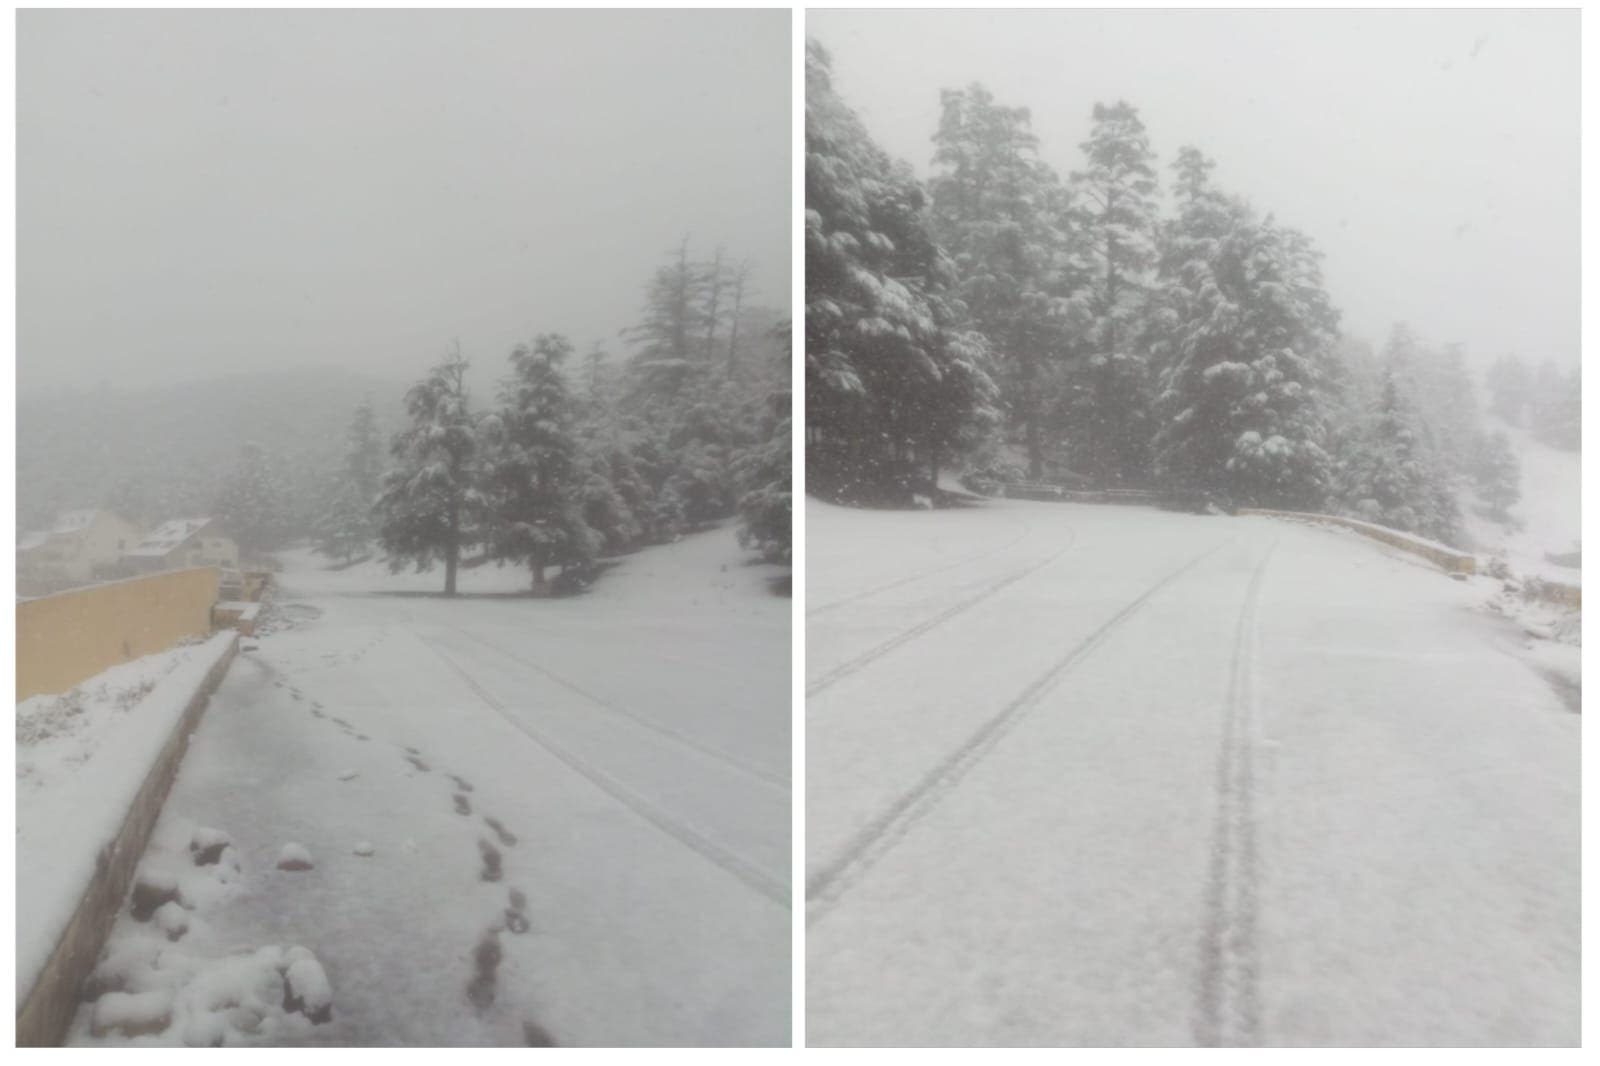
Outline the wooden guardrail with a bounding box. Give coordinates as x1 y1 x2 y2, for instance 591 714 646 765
1237 509 1477 576
1522 576 1581 610
1003 482 1066 501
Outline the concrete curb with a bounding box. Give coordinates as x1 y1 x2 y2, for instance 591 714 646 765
16 633 240 1047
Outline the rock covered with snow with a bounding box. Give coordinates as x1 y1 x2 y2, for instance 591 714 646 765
189 827 232 866
154 901 190 942
90 989 174 1039
282 950 333 1024
276 843 314 871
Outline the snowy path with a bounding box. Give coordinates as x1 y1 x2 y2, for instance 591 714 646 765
71 529 790 1047
806 499 1577 1047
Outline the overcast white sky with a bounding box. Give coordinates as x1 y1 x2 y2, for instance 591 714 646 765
811 8 1579 373
18 9 790 392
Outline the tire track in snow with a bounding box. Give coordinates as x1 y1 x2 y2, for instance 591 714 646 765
806 539 1232 924
421 635 789 909
1193 540 1276 1048
806 529 1079 699
807 519 1034 618
432 621 788 792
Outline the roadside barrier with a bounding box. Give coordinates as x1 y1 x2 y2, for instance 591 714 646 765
1237 509 1477 576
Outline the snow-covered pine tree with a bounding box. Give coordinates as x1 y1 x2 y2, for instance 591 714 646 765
724 260 753 376
1472 430 1521 523
805 38 998 500
1149 149 1340 508
1067 101 1161 486
624 237 708 402
481 334 598 594
735 320 792 563
1405 341 1482 477
375 347 480 595
929 84 1085 479
1339 364 1461 543
316 399 385 563
215 440 284 559
1485 353 1531 426
1528 359 1580 451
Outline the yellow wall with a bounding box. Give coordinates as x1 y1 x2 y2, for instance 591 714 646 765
16 567 220 702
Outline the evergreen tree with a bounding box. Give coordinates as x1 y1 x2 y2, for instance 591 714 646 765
624 236 706 400
805 38 997 499
724 261 754 375
215 440 284 559
1149 149 1340 507
1406 341 1480 475
929 84 1085 478
1528 359 1580 451
1473 430 1521 523
736 320 792 563
1485 354 1531 426
1340 366 1461 543
1067 101 1162 485
316 399 385 562
481 334 598 593
376 347 480 595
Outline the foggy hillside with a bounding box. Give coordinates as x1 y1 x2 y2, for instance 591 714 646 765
16 369 406 534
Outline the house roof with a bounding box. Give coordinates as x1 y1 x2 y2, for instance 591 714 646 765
125 517 215 558
52 509 101 534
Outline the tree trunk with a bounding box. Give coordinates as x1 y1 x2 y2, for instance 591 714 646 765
443 500 459 597
531 555 547 595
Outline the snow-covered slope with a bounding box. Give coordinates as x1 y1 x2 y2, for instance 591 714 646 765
1461 416 1580 584
71 526 791 1047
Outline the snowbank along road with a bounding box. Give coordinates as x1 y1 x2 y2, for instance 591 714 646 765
806 498 1577 1047
72 528 790 1047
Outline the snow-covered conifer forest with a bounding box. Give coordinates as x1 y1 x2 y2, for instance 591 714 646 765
805 36 1577 556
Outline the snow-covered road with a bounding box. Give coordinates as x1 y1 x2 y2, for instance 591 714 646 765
73 528 790 1047
806 498 1578 1047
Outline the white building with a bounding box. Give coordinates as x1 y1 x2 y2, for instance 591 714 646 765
16 510 144 593
122 517 240 574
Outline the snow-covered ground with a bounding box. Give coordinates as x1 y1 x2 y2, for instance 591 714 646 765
1461 416 1580 586
17 632 238 1002
70 526 790 1047
806 497 1578 1046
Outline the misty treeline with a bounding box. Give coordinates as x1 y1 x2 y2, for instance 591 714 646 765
344 240 790 594
17 248 790 590
805 39 1564 545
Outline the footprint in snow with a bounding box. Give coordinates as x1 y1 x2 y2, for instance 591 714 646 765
478 839 503 883
465 931 502 1011
522 1020 559 1047
406 754 430 773
449 774 475 793
453 793 472 816
483 816 517 847
504 888 530 935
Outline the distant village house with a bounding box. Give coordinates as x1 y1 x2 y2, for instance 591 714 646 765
122 517 240 575
16 510 143 595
